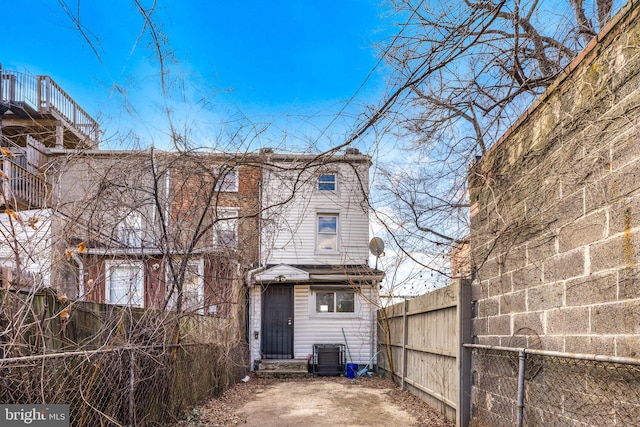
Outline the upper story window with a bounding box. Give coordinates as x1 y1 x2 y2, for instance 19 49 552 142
216 167 238 192
316 214 338 251
214 208 239 248
117 211 142 247
106 261 144 307
318 173 337 191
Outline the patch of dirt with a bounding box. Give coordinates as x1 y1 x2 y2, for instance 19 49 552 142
174 375 454 426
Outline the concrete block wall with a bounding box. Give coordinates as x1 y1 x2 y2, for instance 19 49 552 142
468 1 640 424
469 0 640 357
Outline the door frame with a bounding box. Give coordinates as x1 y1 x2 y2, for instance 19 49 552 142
261 284 294 359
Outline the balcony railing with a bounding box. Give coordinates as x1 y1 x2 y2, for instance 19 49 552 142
1 157 49 209
1 66 100 144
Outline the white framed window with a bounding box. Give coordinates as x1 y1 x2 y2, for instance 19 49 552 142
316 214 338 251
166 259 205 313
315 290 355 313
214 208 239 248
182 260 205 313
318 173 337 191
216 167 238 192
117 210 142 247
105 261 144 307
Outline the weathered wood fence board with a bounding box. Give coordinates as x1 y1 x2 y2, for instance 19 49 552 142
378 280 471 425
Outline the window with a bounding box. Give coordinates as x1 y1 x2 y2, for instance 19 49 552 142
182 261 204 313
315 291 354 313
106 262 144 307
166 260 204 313
317 214 338 251
318 173 336 191
117 210 142 247
216 168 238 192
214 208 239 247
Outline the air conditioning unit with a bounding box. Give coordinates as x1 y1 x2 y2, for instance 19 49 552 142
312 344 345 376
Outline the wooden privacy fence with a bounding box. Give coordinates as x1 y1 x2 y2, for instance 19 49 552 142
0 288 247 425
377 279 471 426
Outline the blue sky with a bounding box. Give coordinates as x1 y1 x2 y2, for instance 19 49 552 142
3 0 393 151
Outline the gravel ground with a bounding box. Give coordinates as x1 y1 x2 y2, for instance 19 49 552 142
175 374 454 426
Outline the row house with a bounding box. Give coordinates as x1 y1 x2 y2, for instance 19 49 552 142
0 65 260 321
1 66 384 371
249 150 384 370
47 150 261 318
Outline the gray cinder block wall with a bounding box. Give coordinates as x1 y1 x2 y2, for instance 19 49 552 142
470 0 640 359
468 0 640 424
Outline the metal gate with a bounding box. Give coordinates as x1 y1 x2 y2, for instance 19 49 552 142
261 284 293 359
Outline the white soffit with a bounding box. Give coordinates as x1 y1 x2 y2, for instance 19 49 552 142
254 264 310 282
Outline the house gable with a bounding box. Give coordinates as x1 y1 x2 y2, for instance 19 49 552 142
254 264 310 283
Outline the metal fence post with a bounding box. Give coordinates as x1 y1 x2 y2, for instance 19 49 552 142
517 349 526 427
458 279 472 427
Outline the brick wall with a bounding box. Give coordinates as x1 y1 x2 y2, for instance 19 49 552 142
169 158 261 265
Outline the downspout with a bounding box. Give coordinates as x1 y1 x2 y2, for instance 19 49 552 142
164 160 171 240
71 252 84 300
243 174 265 370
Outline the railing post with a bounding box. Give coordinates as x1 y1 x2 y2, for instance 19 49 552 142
42 76 51 112
3 159 12 202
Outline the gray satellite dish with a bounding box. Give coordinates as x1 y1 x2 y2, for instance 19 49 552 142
369 237 385 256
369 237 385 269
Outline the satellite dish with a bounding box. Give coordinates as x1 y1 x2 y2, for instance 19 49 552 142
369 237 385 257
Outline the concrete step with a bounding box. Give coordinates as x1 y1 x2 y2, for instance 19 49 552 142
255 359 310 378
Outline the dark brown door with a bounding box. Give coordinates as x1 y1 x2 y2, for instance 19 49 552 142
261 284 293 359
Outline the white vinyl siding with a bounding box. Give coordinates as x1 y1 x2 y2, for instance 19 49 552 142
249 286 263 364
0 209 52 289
262 162 370 266
293 285 376 365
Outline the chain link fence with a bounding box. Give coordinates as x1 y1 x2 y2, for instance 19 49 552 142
0 343 243 426
468 345 640 426
0 290 248 426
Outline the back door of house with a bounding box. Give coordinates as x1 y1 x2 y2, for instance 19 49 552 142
261 284 293 359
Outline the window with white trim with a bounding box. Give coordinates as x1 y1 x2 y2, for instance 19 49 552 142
317 173 337 191
216 167 238 192
316 214 338 251
106 261 144 307
117 210 142 247
315 290 354 313
214 208 239 248
182 261 204 313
